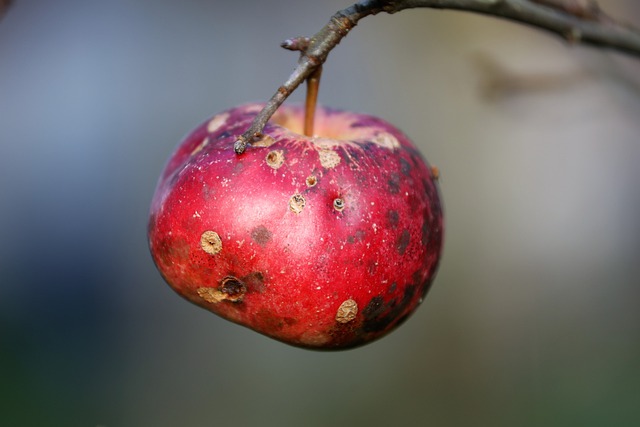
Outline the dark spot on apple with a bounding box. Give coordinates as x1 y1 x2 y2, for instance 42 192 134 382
347 229 366 244
388 282 397 294
219 276 246 302
251 225 272 247
347 148 362 164
350 121 368 128
327 315 364 349
400 157 412 176
424 178 443 222
422 220 431 247
285 317 297 326
202 183 215 201
387 210 399 228
255 308 298 331
216 131 232 140
363 296 385 320
341 149 354 165
387 172 401 194
242 271 266 293
362 285 417 333
333 198 345 211
403 283 418 306
397 229 411 255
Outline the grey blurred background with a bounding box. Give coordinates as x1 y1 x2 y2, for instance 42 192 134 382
1 1 639 426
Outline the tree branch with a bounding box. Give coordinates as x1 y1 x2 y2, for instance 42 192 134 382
234 0 640 154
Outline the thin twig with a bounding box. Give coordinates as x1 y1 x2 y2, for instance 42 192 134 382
234 0 640 154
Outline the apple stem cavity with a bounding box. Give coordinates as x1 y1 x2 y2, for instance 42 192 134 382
304 64 322 137
232 0 640 155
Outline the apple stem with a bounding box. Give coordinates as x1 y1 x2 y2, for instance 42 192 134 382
304 65 323 137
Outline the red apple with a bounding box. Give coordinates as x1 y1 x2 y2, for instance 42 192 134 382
148 103 444 349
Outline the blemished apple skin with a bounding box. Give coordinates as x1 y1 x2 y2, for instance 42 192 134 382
148 103 444 350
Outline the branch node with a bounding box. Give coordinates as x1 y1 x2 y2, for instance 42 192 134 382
306 55 322 67
234 135 248 154
330 14 356 37
281 37 310 52
277 86 290 96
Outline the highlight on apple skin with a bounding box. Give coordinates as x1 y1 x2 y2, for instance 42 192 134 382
148 103 444 350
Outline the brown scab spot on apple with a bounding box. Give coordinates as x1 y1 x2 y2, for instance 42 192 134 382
197 287 227 304
306 175 317 187
333 198 345 212
251 225 272 247
318 148 341 169
219 276 246 301
197 276 246 304
336 299 358 323
207 113 230 133
200 231 222 255
397 229 411 255
243 271 266 293
370 132 400 149
191 137 209 156
289 193 306 214
252 134 276 148
265 150 285 169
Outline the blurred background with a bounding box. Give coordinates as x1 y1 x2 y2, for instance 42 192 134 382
1 0 639 426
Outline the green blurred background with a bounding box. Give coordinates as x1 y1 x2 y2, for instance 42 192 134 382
1 1 639 426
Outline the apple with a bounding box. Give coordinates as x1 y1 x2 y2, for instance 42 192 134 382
148 103 444 349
